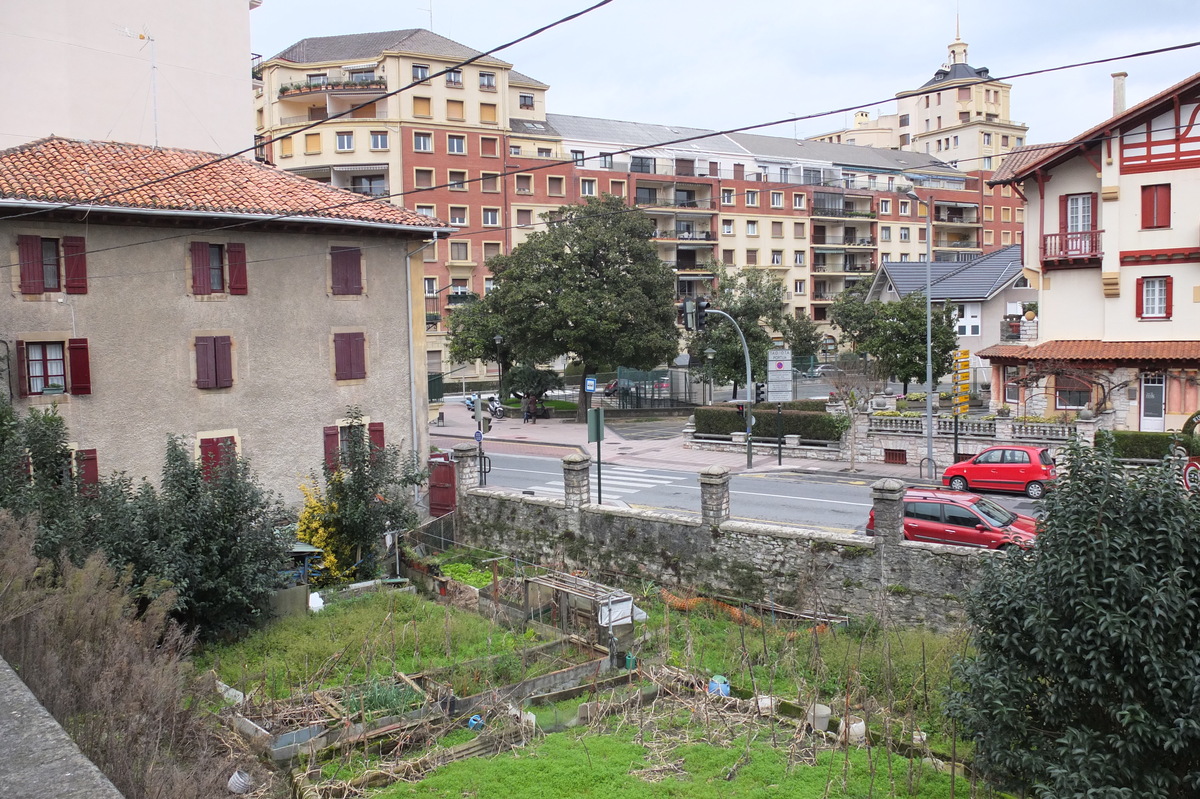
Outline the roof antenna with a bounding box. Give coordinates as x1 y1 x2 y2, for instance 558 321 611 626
117 26 158 147
418 1 433 30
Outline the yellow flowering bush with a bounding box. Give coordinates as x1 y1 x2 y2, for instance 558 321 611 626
296 476 349 584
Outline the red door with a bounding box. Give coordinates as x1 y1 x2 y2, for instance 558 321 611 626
429 458 456 517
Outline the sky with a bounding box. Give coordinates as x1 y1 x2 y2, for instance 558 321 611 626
251 0 1200 148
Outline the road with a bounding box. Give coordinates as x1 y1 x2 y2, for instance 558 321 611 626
481 452 1038 534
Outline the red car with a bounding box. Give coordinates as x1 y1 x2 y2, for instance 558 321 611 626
942 445 1056 499
866 487 1038 551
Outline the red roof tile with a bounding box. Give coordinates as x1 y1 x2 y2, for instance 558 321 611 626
978 340 1200 363
988 142 1066 185
0 137 448 230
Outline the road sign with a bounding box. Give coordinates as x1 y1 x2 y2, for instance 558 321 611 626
766 388 791 402
584 377 597 393
473 430 483 443
767 348 792 384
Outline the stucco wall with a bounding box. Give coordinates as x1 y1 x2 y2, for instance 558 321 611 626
4 219 428 504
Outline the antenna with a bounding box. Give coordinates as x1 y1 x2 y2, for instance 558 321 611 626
418 1 434 30
117 26 159 147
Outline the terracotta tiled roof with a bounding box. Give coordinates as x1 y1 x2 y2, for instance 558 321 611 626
978 340 1200 363
988 142 1066 185
0 137 448 230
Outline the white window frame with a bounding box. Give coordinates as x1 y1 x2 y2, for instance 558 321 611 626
722 219 734 235
721 189 734 205
745 220 758 236
413 132 433 152
1142 277 1168 318
482 208 499 226
770 191 783 208
447 135 466 155
335 131 354 151
745 190 759 206
369 131 388 150
878 199 891 214
580 178 596 196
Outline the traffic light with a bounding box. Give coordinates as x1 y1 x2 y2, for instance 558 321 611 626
676 299 696 331
754 382 766 403
695 299 710 330
736 403 745 419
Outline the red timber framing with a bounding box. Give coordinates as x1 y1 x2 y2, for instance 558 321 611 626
1120 92 1200 174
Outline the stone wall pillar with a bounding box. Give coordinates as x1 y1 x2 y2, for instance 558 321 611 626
698 465 731 528
453 443 478 504
562 453 591 510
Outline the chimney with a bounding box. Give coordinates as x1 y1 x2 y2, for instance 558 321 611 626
1112 72 1128 116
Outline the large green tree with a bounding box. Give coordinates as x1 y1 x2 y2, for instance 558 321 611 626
951 439 1200 796
862 291 958 392
827 281 877 350
448 195 678 421
691 267 790 394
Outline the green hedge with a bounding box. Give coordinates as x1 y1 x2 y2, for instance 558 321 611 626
1097 430 1200 459
694 407 845 441
780 399 829 412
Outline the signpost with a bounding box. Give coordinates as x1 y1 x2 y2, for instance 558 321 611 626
588 407 605 504
584 377 597 394
766 348 793 403
951 349 971 463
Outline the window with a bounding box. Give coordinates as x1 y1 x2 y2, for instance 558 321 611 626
306 73 328 86
519 93 534 110
446 100 465 120
335 131 353 151
746 221 758 236
416 204 435 217
718 249 733 265
983 133 992 146
984 230 995 245
424 277 437 296
899 254 910 262
770 191 784 208
537 147 552 158
880 226 892 242
446 68 463 86
22 342 64 394
631 156 655 173
482 208 499 226
1138 276 1172 319
323 420 385 471
515 174 532 193
414 168 434 188
412 64 429 81
722 219 734 235
413 97 432 117
481 172 499 192
899 200 910 215
480 137 498 157
547 176 564 195
793 251 805 266
1001 206 1011 223
195 336 233 389
1141 184 1171 229
369 130 388 150
580 178 596 196
448 170 467 190
794 222 806 238
449 241 469 261
479 72 496 90
898 114 910 127
278 136 293 157
983 157 993 169
1016 207 1025 222
350 175 386 197
333 332 366 380
17 235 87 295
878 199 891 215
1055 375 1091 409
198 436 235 482
954 303 981 336
516 209 532 226
509 144 521 156
745 190 759 206
1001 231 1012 245
484 276 496 292
189 242 247 296
1004 366 1020 404
447 135 466 154
746 249 758 266
304 132 321 154
330 246 362 295
413 132 433 152
480 103 497 123
609 180 625 196
792 193 806 210
1064 193 1094 232
771 250 783 265
599 153 613 169
793 279 806 294
571 150 585 165
449 206 467 225
721 189 735 205
899 227 910 242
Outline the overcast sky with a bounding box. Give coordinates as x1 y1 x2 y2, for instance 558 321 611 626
251 0 1200 147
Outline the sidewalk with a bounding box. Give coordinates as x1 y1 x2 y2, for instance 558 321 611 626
430 401 932 484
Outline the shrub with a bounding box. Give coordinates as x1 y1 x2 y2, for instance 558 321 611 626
1100 430 1200 459
694 407 845 440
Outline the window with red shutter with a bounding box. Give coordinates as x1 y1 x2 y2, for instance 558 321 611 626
1137 276 1171 319
15 340 27 397
75 448 98 490
18 235 45 294
227 242 248 294
333 332 366 380
191 241 212 295
67 338 91 395
199 436 236 481
1140 184 1171 229
195 336 233 388
331 246 363 295
63 236 88 294
368 421 384 450
323 426 341 471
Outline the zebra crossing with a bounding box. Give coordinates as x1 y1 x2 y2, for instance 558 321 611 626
525 465 689 502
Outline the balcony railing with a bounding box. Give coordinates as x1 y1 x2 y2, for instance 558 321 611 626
811 235 876 246
278 79 387 96
933 213 980 224
811 206 877 219
1042 230 1103 261
446 292 479 306
653 229 714 240
933 240 979 249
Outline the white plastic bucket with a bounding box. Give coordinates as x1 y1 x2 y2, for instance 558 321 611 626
227 770 253 794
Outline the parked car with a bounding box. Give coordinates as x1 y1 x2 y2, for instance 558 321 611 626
942 445 1057 498
866 487 1038 551
804 364 844 379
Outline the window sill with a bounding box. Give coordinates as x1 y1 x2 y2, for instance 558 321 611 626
193 293 229 302
26 394 70 406
304 151 322 156
1138 316 1171 321
335 378 367 386
413 149 434 154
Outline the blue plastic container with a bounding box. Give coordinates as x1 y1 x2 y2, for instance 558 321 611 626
708 675 730 696
468 714 484 730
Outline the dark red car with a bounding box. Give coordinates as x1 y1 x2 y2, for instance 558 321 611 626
942 445 1056 499
866 487 1038 551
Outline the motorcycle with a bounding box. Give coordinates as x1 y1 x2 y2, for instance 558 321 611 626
463 395 506 419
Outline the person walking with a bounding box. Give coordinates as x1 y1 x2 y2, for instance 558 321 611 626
520 394 531 424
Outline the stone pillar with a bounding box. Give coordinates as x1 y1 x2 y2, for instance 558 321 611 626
453 443 478 504
1072 416 1098 446
870 477 906 547
698 465 731 528
561 453 591 510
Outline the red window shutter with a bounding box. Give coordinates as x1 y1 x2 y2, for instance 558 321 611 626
351 332 366 379
1089 193 1098 228
195 336 215 388
75 448 98 489
18 235 43 294
63 236 88 294
1058 194 1069 233
1165 276 1174 318
1141 185 1155 225
16 340 28 397
191 241 211 295
214 336 233 388
368 421 384 451
199 437 221 482
1136 277 1145 318
333 333 351 380
323 426 340 471
227 242 248 295
331 246 362 295
67 338 91 395
331 247 348 294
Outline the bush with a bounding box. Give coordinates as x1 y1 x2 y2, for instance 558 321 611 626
1099 430 1200 459
694 407 844 440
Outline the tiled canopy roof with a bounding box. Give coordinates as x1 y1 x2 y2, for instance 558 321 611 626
987 142 1065 185
0 137 448 230
978 340 1200 363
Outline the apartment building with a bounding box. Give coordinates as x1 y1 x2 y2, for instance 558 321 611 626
258 29 1022 374
980 72 1200 431
1 137 447 501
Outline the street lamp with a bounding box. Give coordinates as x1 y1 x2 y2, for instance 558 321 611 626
493 335 503 399
704 347 716 405
907 190 935 479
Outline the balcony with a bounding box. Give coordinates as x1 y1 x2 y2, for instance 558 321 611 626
932 239 980 249
446 292 478 306
933 212 981 225
278 79 387 97
811 235 876 247
811 206 877 220
653 229 714 241
1041 230 1103 265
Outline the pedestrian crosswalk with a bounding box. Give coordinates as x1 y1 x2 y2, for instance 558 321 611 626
525 465 689 502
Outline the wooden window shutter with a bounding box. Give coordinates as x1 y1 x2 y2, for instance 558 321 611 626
330 246 361 295
1089 193 1098 227
351 332 366 379
346 248 363 294
67 338 91 395
18 235 43 294
63 236 88 294
334 333 351 380
195 336 215 388
214 336 233 388
1141 185 1155 225
1058 194 1069 232
199 437 235 482
1136 277 1145 318
191 241 211 295
323 426 340 471
16 340 28 397
368 421 384 451
75 448 99 490
226 242 248 294
1165 276 1174 318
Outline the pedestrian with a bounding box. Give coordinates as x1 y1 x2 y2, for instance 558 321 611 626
521 394 530 424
